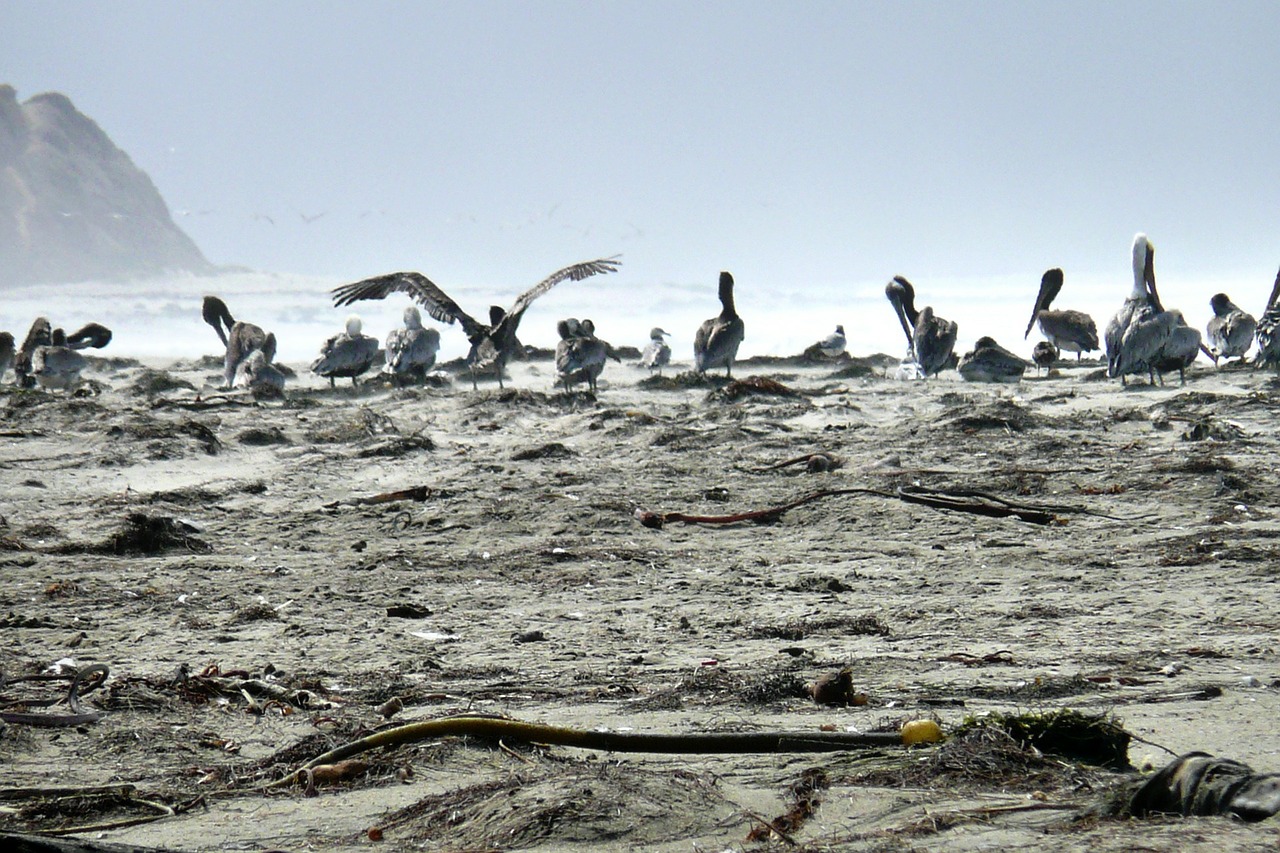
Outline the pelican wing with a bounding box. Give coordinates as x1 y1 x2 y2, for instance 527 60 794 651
507 256 622 318
332 272 484 337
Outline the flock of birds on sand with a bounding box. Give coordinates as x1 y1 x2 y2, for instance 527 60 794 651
3 233 1280 396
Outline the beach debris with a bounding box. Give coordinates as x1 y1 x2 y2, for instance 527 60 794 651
1114 752 1280 821
323 485 433 509
901 719 945 745
302 759 370 797
0 663 108 727
63 513 213 555
807 668 867 707
746 767 829 844
744 451 842 474
707 375 802 402
961 709 1131 770
511 441 574 461
378 697 405 720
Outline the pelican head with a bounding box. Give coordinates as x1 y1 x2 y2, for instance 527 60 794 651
345 315 363 337
403 306 423 329
1209 293 1234 317
1025 268 1065 338
579 318 596 337
1131 233 1154 299
649 327 669 340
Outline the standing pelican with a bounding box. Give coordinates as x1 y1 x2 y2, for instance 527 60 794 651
14 317 52 388
384 306 441 385
1255 267 1280 372
1205 293 1256 365
814 325 847 357
311 315 381 388
1107 234 1161 383
1024 268 1099 359
958 337 1030 383
331 257 621 390
202 296 274 389
694 271 746 376
556 318 617 393
0 331 16 383
1143 252 1204 385
884 276 957 378
31 329 87 391
640 327 671 375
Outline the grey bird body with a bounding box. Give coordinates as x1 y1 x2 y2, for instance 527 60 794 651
556 318 617 392
311 315 381 388
331 257 621 389
958 336 1029 383
694 272 745 376
816 325 847 357
1025 268 1099 358
203 296 275 389
1205 293 1256 364
1109 235 1202 385
1031 341 1059 375
1255 268 1280 372
640 327 671 374
384 306 441 384
885 276 956 378
0 332 14 383
31 328 87 391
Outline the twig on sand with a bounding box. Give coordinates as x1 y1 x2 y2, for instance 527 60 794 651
0 664 108 727
263 714 911 791
324 485 433 509
634 486 1121 528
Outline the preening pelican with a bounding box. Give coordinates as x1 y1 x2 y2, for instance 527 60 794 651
331 257 621 390
1106 234 1161 384
203 296 276 390
694 271 746 377
384 306 441 385
958 336 1029 383
556 318 617 393
884 276 957 378
640 327 671 375
64 323 113 350
1024 268 1099 359
1205 293 1256 365
310 315 381 388
31 328 87 391
1255 267 1280 372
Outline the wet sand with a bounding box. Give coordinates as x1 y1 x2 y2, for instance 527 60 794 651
2 352 1279 851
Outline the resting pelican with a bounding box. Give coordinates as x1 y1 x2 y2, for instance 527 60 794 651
1031 341 1059 376
640 327 671 375
202 296 274 389
235 345 286 397
815 325 847 357
1106 234 1161 383
884 276 957 378
14 317 52 388
31 329 87 391
331 257 621 390
958 337 1030 383
1255 267 1280 372
311 315 381 388
1144 253 1204 385
65 323 113 350
384 306 441 385
1205 293 1256 365
694 271 746 376
556 318 617 393
0 331 16 383
1024 268 1099 359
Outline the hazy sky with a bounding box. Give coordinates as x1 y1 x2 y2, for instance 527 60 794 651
9 1 1280 302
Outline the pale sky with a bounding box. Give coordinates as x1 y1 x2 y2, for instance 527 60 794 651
8 1 1280 302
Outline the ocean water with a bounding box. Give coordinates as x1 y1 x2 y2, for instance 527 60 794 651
0 267 1265 367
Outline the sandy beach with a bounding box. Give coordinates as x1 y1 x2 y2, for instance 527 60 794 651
3 351 1280 851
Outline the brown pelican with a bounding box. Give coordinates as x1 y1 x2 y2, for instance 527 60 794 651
331 257 621 390
694 271 746 376
815 325 847 357
31 329 87 391
957 336 1030 383
14 317 52 388
1106 234 1161 383
1143 253 1204 385
202 296 275 389
1205 293 1256 365
555 318 617 393
1031 340 1059 376
1024 268 1099 359
0 332 14 383
64 323 113 350
310 315 381 388
236 345 286 397
640 327 671 375
884 275 957 378
1255 267 1280 372
384 306 441 385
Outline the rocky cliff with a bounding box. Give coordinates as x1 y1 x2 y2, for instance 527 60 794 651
0 85 213 287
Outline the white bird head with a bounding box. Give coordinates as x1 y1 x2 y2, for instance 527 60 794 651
403 306 423 329
345 315 363 336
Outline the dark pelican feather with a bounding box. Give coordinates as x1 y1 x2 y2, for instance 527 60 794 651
1255 267 1280 372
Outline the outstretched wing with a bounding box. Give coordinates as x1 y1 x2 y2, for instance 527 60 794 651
331 272 483 336
508 256 622 318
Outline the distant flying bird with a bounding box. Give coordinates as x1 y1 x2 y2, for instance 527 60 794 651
1205 293 1256 365
884 276 957 378
310 315 381 388
1255 267 1280 372
0 331 16 383
957 336 1030 383
14 317 53 388
1024 268 1099 359
693 271 746 376
331 256 622 389
815 325 847 357
384 306 441 385
640 327 672 375
202 295 277 390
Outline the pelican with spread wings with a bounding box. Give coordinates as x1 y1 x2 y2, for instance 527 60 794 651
331 256 621 389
